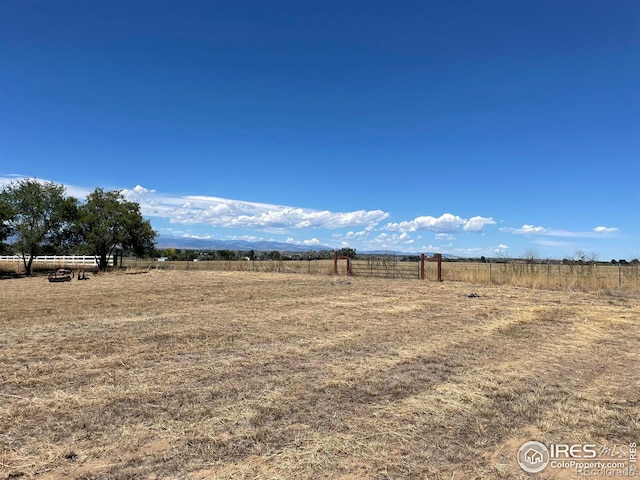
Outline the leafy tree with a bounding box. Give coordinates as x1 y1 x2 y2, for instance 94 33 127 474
0 197 15 248
217 249 235 260
164 248 177 260
337 247 356 258
269 250 281 261
78 188 157 270
0 179 79 275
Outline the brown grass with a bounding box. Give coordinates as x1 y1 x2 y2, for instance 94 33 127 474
1 271 639 479
3 259 638 293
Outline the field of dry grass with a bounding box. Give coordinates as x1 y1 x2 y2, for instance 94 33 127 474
3 258 639 293
1 270 639 479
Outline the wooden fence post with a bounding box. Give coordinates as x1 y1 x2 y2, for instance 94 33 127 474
489 259 492 284
619 263 622 288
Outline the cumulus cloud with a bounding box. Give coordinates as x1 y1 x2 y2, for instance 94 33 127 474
463 216 496 232
345 230 368 239
593 226 619 233
119 187 389 230
122 185 156 203
385 213 495 234
385 213 465 232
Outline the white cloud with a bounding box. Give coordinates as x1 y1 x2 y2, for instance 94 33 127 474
593 226 619 233
0 174 92 199
345 230 367 239
385 213 494 234
463 216 496 232
122 184 156 203
302 238 321 245
229 235 263 242
118 187 389 230
501 224 621 239
435 233 455 241
369 231 417 249
181 233 212 239
385 213 465 232
501 224 549 235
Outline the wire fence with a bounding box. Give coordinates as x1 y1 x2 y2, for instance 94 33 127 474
441 261 640 291
123 257 640 290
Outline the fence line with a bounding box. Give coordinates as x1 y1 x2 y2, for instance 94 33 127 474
442 261 640 291
0 255 106 266
1 255 638 291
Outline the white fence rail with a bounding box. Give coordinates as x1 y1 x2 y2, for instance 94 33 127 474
0 255 107 266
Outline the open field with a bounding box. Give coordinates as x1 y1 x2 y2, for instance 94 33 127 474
3 258 638 292
1 270 639 479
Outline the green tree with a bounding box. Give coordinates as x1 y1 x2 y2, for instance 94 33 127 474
337 247 356 258
217 249 235 260
0 197 15 248
78 188 157 271
0 179 78 275
269 250 281 261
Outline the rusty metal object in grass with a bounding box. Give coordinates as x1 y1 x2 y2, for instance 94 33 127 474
48 268 74 282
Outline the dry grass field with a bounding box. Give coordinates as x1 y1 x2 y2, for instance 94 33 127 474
1 270 639 479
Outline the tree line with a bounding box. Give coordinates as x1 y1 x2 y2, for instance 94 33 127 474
154 248 357 262
0 178 157 275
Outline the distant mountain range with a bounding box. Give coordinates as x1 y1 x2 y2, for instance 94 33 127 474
155 235 450 257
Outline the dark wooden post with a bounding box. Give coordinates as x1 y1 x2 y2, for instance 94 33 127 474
333 251 338 275
420 253 425 280
436 253 442 282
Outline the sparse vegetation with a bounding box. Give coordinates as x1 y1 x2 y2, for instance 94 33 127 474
1 270 638 479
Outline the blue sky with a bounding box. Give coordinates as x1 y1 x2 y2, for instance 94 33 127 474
1 0 638 259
